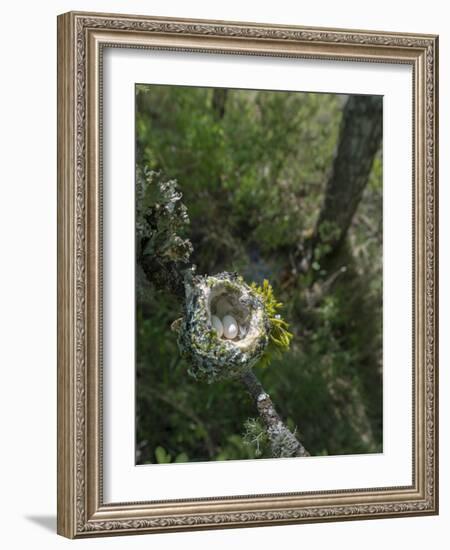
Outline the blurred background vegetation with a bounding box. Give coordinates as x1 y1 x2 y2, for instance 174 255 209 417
135 84 383 464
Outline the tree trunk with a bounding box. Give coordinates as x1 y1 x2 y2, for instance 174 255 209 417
308 95 382 265
211 88 228 120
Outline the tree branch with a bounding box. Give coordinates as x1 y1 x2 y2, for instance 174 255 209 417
137 168 309 460
240 370 309 458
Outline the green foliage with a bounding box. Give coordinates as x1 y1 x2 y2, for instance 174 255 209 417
154 446 189 464
250 279 293 369
136 85 342 274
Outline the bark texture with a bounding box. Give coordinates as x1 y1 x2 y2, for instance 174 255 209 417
211 88 228 120
241 370 309 458
310 95 382 261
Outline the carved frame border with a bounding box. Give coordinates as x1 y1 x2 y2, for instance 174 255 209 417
57 11 438 538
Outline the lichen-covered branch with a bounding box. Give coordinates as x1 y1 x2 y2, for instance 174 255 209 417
241 370 309 458
136 167 310 460
136 167 194 298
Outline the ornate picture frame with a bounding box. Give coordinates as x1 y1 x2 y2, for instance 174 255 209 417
57 11 439 538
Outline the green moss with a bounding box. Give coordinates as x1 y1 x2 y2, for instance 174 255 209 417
250 279 293 369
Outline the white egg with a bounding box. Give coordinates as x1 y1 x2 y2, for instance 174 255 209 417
211 315 224 338
222 315 239 340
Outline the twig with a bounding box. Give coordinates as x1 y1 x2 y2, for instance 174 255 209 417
240 370 309 458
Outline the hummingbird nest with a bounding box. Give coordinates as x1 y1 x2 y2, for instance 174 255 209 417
177 272 270 382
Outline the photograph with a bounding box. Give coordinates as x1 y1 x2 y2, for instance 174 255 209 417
135 84 383 464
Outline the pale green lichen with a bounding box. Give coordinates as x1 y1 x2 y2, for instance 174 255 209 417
243 418 269 457
177 272 270 382
136 167 193 296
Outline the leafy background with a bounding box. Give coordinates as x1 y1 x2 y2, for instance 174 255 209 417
135 84 382 464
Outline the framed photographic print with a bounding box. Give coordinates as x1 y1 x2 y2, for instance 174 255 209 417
57 11 439 538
